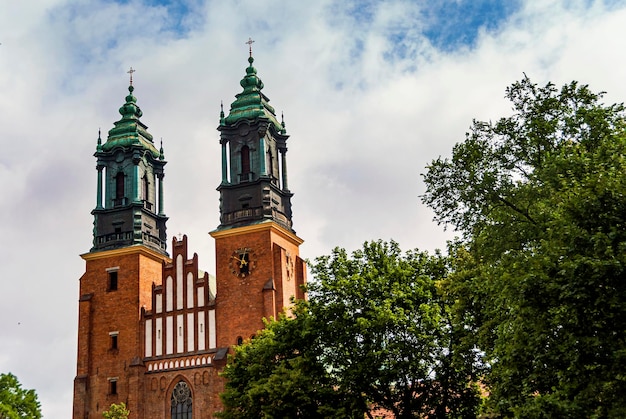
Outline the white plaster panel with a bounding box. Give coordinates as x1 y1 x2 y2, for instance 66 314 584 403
166 276 173 312
166 316 173 355
176 314 184 353
187 312 194 352
155 318 163 357
156 294 162 314
145 319 152 358
197 286 204 307
209 309 216 349
187 273 194 308
176 255 183 310
198 311 206 351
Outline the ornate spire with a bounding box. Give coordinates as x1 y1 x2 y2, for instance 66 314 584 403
102 76 160 158
223 46 282 131
96 128 103 151
281 112 286 134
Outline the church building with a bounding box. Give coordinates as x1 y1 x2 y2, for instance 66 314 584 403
72 51 307 418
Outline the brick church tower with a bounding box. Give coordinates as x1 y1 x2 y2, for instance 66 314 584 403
210 51 306 348
73 54 306 418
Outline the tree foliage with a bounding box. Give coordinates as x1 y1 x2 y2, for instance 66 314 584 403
308 241 480 418
219 241 481 418
102 402 130 419
218 303 359 418
422 76 626 417
0 373 41 419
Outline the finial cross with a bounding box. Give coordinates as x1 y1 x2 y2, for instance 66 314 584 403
245 37 255 57
127 66 136 86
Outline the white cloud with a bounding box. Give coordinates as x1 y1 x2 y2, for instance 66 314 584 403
1 0 626 416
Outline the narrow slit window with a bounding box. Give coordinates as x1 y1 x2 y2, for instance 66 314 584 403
108 271 118 291
109 379 117 395
143 174 149 201
241 146 250 176
115 172 125 205
110 333 118 350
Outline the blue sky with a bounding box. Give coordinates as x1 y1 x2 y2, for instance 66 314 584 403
2 1 626 417
422 1 521 50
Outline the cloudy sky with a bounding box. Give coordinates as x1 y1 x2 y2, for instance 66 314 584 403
1 0 626 416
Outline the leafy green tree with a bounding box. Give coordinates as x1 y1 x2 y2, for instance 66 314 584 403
308 240 481 418
102 402 130 419
219 240 481 419
219 303 360 418
422 77 626 417
0 373 41 419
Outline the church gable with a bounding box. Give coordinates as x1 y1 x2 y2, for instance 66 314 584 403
143 235 217 372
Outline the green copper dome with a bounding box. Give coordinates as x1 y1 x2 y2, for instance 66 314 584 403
224 56 282 131
102 85 160 158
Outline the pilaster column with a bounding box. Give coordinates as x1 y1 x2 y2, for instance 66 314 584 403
221 140 229 184
259 136 267 176
132 152 141 203
158 174 165 216
280 149 289 191
96 165 104 209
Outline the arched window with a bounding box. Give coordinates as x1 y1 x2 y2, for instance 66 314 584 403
241 145 250 179
142 173 152 210
171 380 192 419
267 149 274 178
142 174 149 201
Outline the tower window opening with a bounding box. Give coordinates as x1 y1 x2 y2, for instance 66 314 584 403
109 379 117 395
236 336 243 345
110 332 118 350
108 271 118 291
142 174 151 210
171 381 192 419
240 145 250 181
114 172 125 206
267 148 274 180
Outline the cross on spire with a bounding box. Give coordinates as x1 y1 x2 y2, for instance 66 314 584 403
245 37 255 57
127 66 136 86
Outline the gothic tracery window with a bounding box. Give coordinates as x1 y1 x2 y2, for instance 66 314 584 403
171 380 192 419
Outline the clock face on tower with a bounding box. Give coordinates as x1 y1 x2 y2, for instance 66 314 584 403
229 247 256 278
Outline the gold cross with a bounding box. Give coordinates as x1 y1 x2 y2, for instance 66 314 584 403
127 67 136 86
245 37 255 57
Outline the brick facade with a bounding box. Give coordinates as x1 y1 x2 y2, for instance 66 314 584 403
73 225 305 418
74 55 304 418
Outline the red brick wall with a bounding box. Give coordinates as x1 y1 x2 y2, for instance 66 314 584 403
74 224 305 418
73 247 168 419
141 367 225 419
212 223 304 348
